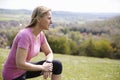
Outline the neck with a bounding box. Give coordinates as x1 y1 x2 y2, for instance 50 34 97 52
31 25 42 37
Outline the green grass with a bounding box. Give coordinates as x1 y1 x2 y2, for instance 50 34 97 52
0 48 120 80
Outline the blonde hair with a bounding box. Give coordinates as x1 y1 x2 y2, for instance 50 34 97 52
27 6 51 27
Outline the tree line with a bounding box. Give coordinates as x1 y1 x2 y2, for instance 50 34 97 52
0 9 120 59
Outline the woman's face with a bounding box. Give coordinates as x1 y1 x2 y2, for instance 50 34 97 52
38 11 52 30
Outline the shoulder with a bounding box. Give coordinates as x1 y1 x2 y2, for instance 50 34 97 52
19 28 30 35
16 28 31 40
40 31 44 35
40 31 45 37
18 28 30 37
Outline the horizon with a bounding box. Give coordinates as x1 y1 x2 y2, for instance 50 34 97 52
1 8 120 14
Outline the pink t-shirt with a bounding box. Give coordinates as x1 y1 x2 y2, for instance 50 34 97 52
2 28 46 80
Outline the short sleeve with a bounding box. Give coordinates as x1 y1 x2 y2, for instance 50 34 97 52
40 31 47 45
18 33 30 50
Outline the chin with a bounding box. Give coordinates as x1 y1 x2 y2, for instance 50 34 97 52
43 26 49 30
44 28 49 30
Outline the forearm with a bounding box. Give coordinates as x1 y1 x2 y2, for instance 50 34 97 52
46 52 53 62
16 62 44 71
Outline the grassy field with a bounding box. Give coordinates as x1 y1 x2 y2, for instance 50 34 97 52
0 48 120 80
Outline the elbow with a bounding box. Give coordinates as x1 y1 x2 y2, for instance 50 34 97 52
46 51 53 55
16 62 26 70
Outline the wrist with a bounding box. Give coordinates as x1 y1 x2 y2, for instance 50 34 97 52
41 65 45 71
46 60 52 63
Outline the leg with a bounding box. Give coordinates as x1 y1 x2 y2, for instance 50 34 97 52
13 74 26 80
51 60 62 80
26 60 45 78
27 60 63 80
52 74 61 80
13 60 45 80
13 60 62 80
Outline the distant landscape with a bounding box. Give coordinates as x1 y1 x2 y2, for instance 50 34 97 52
0 9 120 59
0 8 120 80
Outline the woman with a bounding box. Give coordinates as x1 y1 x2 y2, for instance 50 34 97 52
2 6 62 80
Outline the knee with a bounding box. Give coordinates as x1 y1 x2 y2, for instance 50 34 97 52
52 60 62 74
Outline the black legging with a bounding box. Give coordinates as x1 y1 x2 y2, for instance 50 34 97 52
13 60 62 80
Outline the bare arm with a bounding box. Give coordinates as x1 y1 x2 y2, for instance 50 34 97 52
41 40 53 79
41 40 53 62
16 47 51 71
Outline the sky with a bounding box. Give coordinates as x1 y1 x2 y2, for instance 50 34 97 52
0 0 120 13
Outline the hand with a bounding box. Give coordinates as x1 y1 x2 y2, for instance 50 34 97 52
42 62 53 79
43 71 52 79
42 62 53 72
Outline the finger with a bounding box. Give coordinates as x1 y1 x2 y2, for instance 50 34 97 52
49 72 52 78
50 63 53 67
43 72 48 79
43 72 50 79
49 68 52 72
50 66 53 71
47 71 52 78
43 71 52 79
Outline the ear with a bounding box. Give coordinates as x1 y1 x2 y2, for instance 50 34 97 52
36 17 41 23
